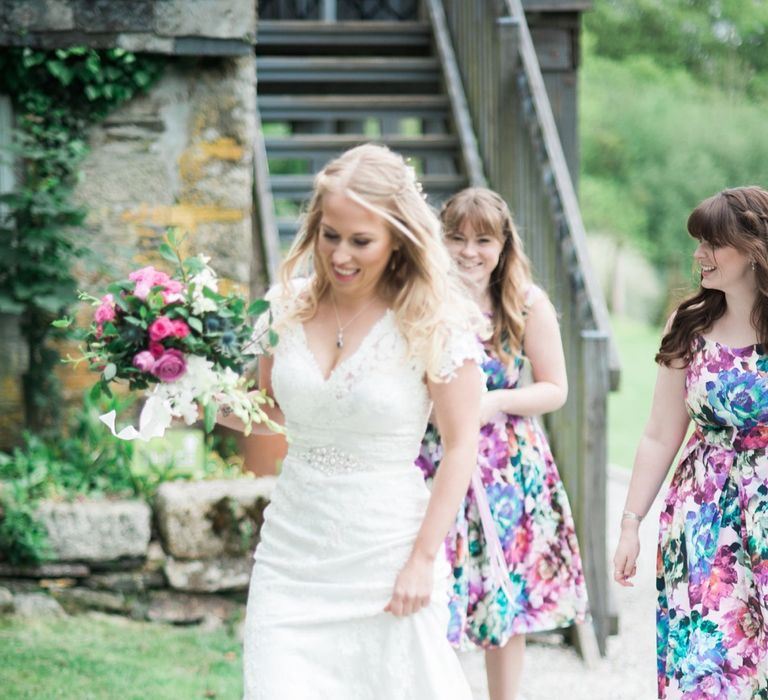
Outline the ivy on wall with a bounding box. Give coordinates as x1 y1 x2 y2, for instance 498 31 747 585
0 47 165 431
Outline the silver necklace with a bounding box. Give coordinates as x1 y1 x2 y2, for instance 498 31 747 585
331 295 377 349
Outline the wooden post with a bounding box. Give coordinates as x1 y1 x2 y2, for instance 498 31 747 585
321 0 337 22
579 328 610 654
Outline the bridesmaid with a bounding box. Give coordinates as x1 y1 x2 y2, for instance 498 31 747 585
418 187 588 700
613 186 768 698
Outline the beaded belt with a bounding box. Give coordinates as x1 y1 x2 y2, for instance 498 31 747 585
299 445 366 476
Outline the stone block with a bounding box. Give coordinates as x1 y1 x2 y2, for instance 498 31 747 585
73 0 154 32
116 32 175 54
155 477 275 559
164 556 252 592
1 0 74 32
154 0 255 41
36 499 151 563
51 587 130 615
0 586 13 614
12 592 67 617
0 562 90 579
84 570 166 593
147 590 241 625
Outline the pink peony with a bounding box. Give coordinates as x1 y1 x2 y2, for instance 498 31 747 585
148 341 165 359
94 294 116 324
171 319 190 338
148 316 176 342
129 266 171 300
150 349 187 382
132 351 156 373
162 280 185 305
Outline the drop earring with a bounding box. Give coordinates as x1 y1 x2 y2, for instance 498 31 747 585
751 260 757 271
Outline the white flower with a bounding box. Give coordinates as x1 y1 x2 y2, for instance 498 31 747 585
190 255 219 315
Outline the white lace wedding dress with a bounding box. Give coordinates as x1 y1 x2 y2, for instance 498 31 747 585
242 305 479 700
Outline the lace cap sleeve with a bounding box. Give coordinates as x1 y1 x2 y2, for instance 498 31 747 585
436 325 485 382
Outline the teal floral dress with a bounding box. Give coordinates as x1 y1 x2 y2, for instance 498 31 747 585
416 306 588 649
657 337 768 699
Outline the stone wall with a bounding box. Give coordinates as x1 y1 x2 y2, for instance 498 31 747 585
0 0 256 55
0 477 274 625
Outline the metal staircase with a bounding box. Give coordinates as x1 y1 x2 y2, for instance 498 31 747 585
255 18 480 274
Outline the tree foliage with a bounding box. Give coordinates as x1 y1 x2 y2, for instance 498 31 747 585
586 0 768 97
580 2 768 287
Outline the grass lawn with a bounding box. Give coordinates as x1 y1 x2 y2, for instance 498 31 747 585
0 614 243 699
607 315 663 470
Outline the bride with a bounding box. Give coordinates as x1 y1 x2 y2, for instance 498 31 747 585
216 144 487 699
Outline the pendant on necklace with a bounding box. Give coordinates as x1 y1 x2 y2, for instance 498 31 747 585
336 331 344 349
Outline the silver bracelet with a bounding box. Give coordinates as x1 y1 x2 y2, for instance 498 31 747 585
621 509 643 523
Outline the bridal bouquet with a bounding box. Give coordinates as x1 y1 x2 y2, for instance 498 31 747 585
58 231 280 441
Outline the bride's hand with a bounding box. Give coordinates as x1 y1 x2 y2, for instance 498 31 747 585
383 552 433 617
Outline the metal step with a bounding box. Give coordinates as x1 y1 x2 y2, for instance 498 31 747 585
257 20 432 55
271 172 466 196
259 94 451 121
265 134 459 160
257 56 440 85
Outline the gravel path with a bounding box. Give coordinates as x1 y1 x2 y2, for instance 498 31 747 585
458 466 662 700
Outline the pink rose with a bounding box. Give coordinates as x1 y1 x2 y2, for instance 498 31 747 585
94 294 116 324
148 316 176 342
132 351 156 373
149 341 165 359
171 319 190 338
162 280 185 305
150 349 187 382
129 266 171 300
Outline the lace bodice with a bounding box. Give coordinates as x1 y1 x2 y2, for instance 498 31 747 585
253 287 483 473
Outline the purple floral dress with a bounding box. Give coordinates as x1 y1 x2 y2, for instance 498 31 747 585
416 328 588 649
657 337 768 699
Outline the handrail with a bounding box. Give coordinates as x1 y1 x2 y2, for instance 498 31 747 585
504 0 620 387
252 105 281 290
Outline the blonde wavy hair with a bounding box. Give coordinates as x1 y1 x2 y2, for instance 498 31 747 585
278 143 486 381
440 187 532 361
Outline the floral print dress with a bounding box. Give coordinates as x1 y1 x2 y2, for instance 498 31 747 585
416 310 588 649
657 337 768 699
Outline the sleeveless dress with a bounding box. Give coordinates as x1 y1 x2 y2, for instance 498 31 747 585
657 337 768 699
416 289 588 649
242 298 483 700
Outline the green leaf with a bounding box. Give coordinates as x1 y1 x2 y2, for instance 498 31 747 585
103 363 117 381
248 299 270 316
202 286 224 302
268 329 279 348
204 402 217 433
166 228 176 246
187 317 203 333
89 381 104 401
51 317 73 328
158 243 177 263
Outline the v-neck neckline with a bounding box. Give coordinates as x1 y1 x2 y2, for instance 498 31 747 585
298 310 393 383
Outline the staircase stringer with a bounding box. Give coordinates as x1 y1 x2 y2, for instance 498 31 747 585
424 0 486 189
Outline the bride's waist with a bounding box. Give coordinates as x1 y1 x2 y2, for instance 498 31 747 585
285 445 418 477
284 426 422 477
